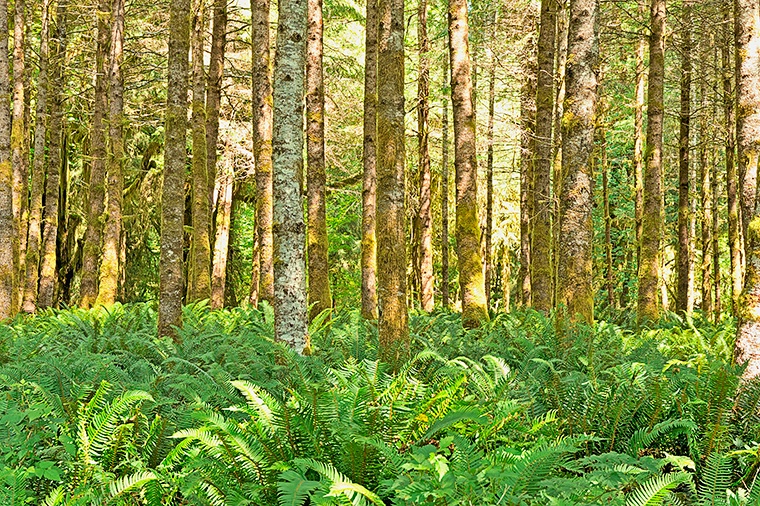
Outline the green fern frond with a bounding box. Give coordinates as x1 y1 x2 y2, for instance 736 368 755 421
277 469 320 506
698 453 732 506
626 472 692 506
107 471 157 502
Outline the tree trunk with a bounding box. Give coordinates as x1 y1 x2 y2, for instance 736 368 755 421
159 0 190 340
484 37 496 311
273 0 308 352
449 0 488 327
633 0 646 272
97 0 125 307
556 0 598 325
11 0 26 312
188 1 211 302
552 1 568 304
211 163 233 309
361 0 378 319
519 27 537 308
734 0 760 379
206 0 226 218
699 42 713 318
252 0 274 306
532 0 557 313
377 0 409 364
601 111 613 308
21 0 49 312
441 50 450 309
676 2 692 315
80 0 110 308
38 0 66 309
306 0 331 320
637 0 666 325
0 0 12 319
417 0 433 312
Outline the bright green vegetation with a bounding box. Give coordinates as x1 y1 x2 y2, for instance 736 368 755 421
0 305 758 505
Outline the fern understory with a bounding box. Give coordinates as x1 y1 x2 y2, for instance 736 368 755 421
0 303 759 505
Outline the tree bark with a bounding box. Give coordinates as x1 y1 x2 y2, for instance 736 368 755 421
80 0 110 308
484 37 496 311
441 50 450 309
361 0 379 319
417 0 433 313
11 0 26 312
633 0 646 272
699 40 713 318
532 0 557 313
735 0 760 379
449 0 488 327
188 1 211 302
552 0 568 304
637 0 666 325
273 0 309 352
306 0 331 320
519 26 537 308
556 0 598 325
676 2 692 315
251 0 274 307
211 163 233 309
0 0 12 319
377 0 409 364
97 0 125 307
159 0 190 339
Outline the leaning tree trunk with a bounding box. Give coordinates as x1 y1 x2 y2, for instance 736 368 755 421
251 0 274 307
188 1 211 302
376 0 409 365
417 0 433 313
531 0 557 313
556 0 598 326
159 0 191 340
449 0 488 327
97 0 125 307
735 0 760 379
21 0 50 313
0 0 12 319
80 0 110 308
637 0 666 325
272 0 309 352
676 2 692 315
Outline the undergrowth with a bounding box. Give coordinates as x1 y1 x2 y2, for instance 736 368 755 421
0 303 758 505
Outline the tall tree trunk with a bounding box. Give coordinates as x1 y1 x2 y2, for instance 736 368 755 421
361 0 378 319
188 1 211 302
211 163 232 309
699 42 713 318
80 0 110 308
723 4 740 315
207 0 226 302
633 0 646 271
556 0 598 325
552 0 568 304
676 2 692 315
0 0 12 319
441 50 450 309
159 0 190 339
519 28 536 308
21 0 50 313
38 0 66 309
417 0 433 312
97 0 125 307
11 0 26 312
252 0 274 306
273 0 308 352
734 0 760 379
306 0 331 320
531 0 557 313
601 109 613 308
377 0 409 364
449 0 488 327
637 0 666 325
484 39 495 311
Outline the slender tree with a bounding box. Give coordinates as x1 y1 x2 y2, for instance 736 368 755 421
159 0 191 339
0 0 12 319
556 0 598 325
211 163 233 308
97 0 125 307
272 0 309 352
638 0 666 325
633 0 646 267
723 4 740 314
735 0 760 379
417 0 433 312
698 38 713 318
449 0 488 327
11 0 26 311
376 0 409 363
251 0 274 307
484 41 496 309
676 1 692 315
519 27 537 307
441 50 450 309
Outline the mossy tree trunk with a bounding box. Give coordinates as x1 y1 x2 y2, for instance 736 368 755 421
633 0 646 273
441 49 450 309
377 0 409 364
519 25 536 308
676 1 692 315
698 37 713 318
484 35 496 310
211 163 233 309
11 0 26 312
417 0 433 313
556 0 598 325
449 0 488 328
159 0 190 340
637 0 666 325
272 0 309 353
0 0 12 319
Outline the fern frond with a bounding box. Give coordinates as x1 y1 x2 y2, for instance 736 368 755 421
626 472 692 506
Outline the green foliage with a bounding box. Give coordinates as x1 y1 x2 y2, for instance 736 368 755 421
1 304 758 505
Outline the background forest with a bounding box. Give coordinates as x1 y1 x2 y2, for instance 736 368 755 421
1 0 760 504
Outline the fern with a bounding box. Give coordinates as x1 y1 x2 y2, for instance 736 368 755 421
626 472 693 506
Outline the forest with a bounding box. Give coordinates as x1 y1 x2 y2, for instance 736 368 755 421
1 0 760 504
